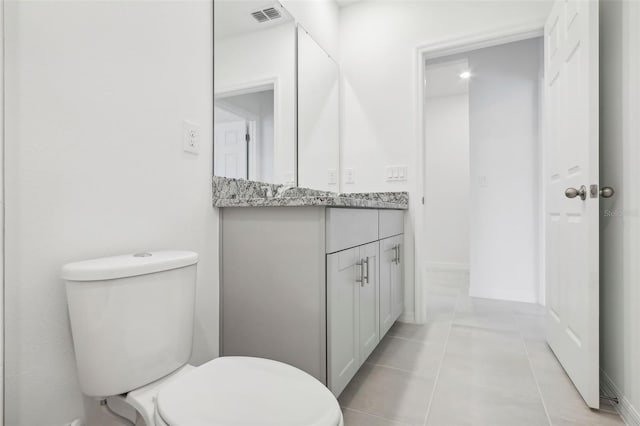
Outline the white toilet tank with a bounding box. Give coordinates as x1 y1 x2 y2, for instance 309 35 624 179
62 251 198 398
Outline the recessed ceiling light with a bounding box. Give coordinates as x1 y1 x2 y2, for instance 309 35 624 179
459 71 471 79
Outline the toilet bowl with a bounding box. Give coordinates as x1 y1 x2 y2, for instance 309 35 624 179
127 357 343 426
150 357 342 426
62 251 342 426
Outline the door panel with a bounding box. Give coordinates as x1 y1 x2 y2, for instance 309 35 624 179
392 235 405 321
379 236 404 337
544 0 600 408
214 120 248 179
379 237 395 337
359 242 380 363
327 247 359 396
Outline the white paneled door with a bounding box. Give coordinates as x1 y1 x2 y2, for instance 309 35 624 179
544 0 600 409
214 120 248 179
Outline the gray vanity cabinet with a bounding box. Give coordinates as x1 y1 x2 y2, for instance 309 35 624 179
379 236 396 337
380 234 405 337
220 206 403 398
327 246 359 396
327 241 380 397
359 242 380 362
392 235 405 320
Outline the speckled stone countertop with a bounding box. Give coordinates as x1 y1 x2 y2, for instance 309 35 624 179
212 177 409 210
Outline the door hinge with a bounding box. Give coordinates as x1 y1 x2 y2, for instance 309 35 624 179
421 196 425 205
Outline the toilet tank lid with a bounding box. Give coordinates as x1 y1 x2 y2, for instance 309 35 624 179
61 251 199 282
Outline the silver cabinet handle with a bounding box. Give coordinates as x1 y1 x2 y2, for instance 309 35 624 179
356 260 364 286
600 186 615 198
392 245 400 264
565 185 587 200
364 257 370 284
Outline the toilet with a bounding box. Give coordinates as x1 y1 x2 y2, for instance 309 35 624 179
63 251 343 426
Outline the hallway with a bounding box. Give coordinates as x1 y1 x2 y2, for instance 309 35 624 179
339 283 623 426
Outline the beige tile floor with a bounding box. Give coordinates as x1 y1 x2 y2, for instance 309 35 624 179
339 283 624 426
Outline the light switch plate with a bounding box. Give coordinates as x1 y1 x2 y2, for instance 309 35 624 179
385 165 408 182
183 120 200 154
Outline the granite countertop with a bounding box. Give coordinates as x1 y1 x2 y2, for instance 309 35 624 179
212 176 409 210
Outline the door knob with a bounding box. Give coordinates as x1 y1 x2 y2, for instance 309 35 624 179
600 186 615 198
565 185 587 200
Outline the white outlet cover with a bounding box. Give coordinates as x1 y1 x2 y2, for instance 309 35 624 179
183 120 200 154
328 169 338 185
345 168 355 184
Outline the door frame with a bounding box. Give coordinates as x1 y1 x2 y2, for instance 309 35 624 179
617 1 640 422
413 20 545 323
1 0 5 421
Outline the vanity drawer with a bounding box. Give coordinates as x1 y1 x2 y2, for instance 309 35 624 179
379 210 404 239
326 208 379 253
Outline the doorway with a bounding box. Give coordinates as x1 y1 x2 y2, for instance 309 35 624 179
417 0 604 411
214 87 275 182
423 37 544 305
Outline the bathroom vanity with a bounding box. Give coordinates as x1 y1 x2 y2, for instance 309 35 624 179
215 177 408 396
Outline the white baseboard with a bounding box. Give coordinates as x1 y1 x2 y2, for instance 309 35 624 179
601 369 640 426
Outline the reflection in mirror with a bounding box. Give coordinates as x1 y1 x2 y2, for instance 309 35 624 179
215 88 274 181
297 27 340 191
214 1 296 185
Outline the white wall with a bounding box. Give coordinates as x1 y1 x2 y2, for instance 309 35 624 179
214 23 295 184
424 93 470 269
467 38 542 303
4 2 218 426
297 27 340 191
281 0 340 59
257 92 275 182
339 0 552 320
600 0 640 423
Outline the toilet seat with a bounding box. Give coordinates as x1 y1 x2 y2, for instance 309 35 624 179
155 357 343 426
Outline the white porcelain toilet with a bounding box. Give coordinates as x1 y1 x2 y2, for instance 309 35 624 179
63 251 343 426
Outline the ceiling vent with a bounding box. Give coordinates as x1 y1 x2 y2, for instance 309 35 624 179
263 7 281 19
251 6 282 23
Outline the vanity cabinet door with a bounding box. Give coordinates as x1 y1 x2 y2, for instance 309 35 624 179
391 235 405 321
327 247 360 396
379 237 396 337
358 241 380 364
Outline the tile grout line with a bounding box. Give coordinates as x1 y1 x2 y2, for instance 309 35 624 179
422 290 463 426
362 360 425 376
341 406 411 426
384 333 445 345
521 333 553 426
